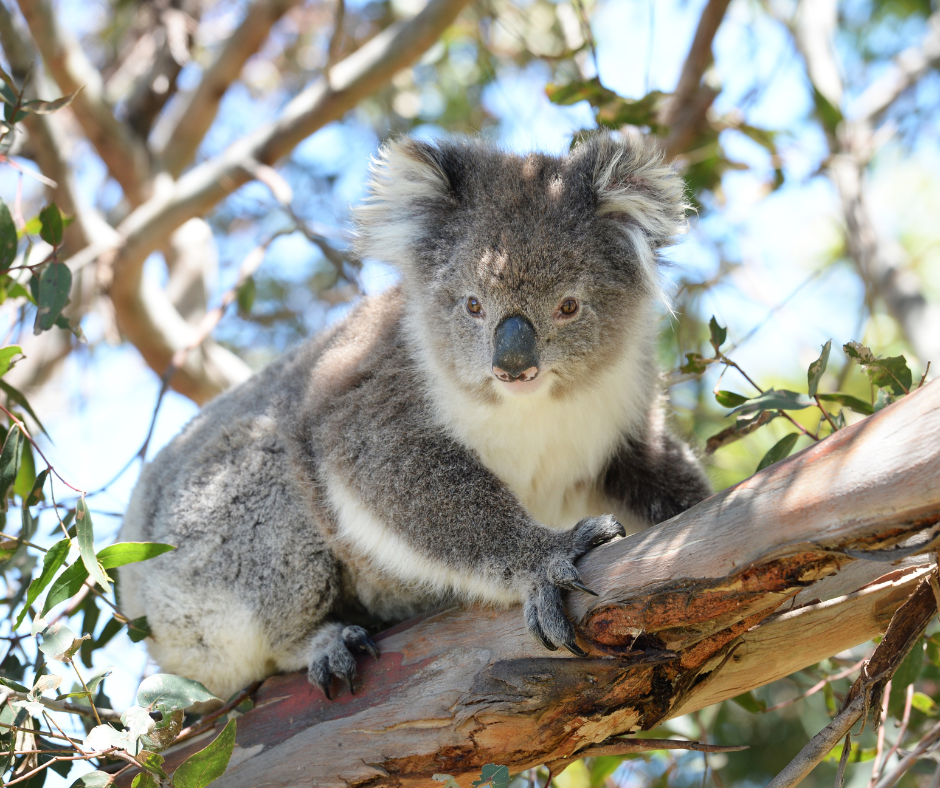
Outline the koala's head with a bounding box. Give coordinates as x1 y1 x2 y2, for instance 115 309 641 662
354 133 688 402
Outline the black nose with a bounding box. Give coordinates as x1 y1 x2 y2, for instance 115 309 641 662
492 315 539 382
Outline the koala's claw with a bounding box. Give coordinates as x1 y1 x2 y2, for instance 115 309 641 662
343 625 380 661
572 514 626 552
308 623 380 701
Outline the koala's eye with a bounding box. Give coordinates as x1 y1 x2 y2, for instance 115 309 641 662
466 297 484 317
559 298 579 317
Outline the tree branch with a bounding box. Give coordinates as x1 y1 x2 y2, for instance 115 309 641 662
661 0 732 157
15 0 153 205
850 12 940 123
791 0 940 367
118 380 940 785
156 0 302 178
66 0 471 403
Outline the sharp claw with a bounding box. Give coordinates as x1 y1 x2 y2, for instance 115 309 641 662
532 628 559 652
363 637 380 661
344 672 355 696
569 580 598 597
319 682 332 701
563 641 588 657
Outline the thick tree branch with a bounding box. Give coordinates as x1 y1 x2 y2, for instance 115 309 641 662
156 0 302 178
64 0 471 403
120 380 940 785
792 0 940 366
15 0 153 205
661 0 732 157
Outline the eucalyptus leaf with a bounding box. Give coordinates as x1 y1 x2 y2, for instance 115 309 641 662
807 339 831 397
728 389 814 417
471 764 510 788
0 200 16 267
38 204 63 247
15 537 70 628
84 724 133 753
137 674 219 714
732 691 767 713
33 262 72 334
41 560 88 615
96 542 175 568
715 390 749 408
0 425 24 500
69 771 114 788
843 341 912 396
75 498 111 593
817 392 874 416
172 719 237 788
36 621 88 661
0 347 20 379
708 316 727 352
756 433 800 473
131 773 159 788
0 676 28 693
23 89 81 115
127 616 152 643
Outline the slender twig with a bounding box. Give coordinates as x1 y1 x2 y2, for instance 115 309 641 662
173 681 261 746
834 733 851 788
868 679 892 788
877 683 914 783
69 660 101 726
815 395 839 432
0 532 48 552
0 407 84 494
871 719 940 788
764 657 867 713
920 362 931 389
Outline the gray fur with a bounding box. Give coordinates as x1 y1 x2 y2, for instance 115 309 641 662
118 134 711 700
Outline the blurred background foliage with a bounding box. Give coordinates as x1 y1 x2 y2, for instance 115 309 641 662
1 0 940 784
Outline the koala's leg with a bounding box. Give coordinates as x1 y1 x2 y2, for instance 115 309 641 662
313 420 625 657
602 430 712 525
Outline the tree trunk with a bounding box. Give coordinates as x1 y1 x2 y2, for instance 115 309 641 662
140 379 940 786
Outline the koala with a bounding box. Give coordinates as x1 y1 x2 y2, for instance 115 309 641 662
117 133 711 701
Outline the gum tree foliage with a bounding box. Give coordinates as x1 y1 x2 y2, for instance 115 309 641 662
0 0 938 785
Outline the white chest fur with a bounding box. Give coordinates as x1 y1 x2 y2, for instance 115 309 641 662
427 342 652 529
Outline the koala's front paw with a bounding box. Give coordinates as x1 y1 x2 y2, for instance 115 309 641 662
523 514 625 657
307 623 380 700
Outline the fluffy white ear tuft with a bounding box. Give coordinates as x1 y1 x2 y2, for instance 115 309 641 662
353 138 453 270
579 133 690 305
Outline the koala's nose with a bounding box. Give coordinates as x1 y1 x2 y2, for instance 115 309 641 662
492 315 539 382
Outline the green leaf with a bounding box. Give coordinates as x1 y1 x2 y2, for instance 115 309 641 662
470 764 510 788
75 498 111 593
588 757 623 788
0 379 50 438
0 676 28 693
432 776 460 788
816 392 874 416
715 390 749 408
41 561 87 615
36 620 88 661
732 691 767 713
137 674 219 715
822 742 876 763
0 201 16 268
812 86 844 134
680 352 712 375
756 433 800 473
807 339 831 398
911 691 938 715
708 317 727 352
96 542 175 569
236 277 256 317
33 262 72 334
131 774 159 788
927 636 940 668
728 389 814 417
84 665 112 694
22 89 81 116
172 719 237 788
14 537 70 628
127 616 152 643
38 204 63 247
843 342 912 396
0 425 24 500
136 750 167 780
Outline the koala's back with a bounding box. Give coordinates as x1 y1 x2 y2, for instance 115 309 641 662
119 291 417 696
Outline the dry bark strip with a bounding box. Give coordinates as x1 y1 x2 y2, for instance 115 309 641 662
124 379 940 786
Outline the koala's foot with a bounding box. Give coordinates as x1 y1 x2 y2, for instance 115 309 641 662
523 514 625 657
307 622 380 700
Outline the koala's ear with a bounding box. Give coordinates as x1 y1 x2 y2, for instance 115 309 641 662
578 133 689 246
354 138 461 270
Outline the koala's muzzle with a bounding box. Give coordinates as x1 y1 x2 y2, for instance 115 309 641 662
492 315 539 382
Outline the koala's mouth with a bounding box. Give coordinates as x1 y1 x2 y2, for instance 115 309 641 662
494 370 546 396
